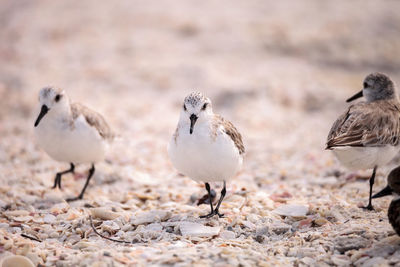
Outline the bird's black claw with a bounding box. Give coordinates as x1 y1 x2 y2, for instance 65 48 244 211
66 196 83 202
362 204 374 211
199 210 224 219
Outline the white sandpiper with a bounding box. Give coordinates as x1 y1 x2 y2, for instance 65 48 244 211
168 92 245 218
34 87 114 201
326 73 400 210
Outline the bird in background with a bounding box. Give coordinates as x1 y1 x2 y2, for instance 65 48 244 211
34 87 114 201
326 73 400 210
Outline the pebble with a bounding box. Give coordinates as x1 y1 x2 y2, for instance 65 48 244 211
131 210 170 225
49 231 59 238
331 255 351 266
313 217 328 226
4 210 30 217
145 223 163 232
43 214 56 224
273 204 308 217
4 241 13 250
220 230 236 240
1 255 35 267
334 236 370 253
361 257 387 267
270 223 291 235
179 222 221 237
91 208 120 220
14 216 33 223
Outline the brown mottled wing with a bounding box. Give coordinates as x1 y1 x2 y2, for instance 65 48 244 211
326 101 400 149
388 200 400 236
215 115 245 155
71 103 114 140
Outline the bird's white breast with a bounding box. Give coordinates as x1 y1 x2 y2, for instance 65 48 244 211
331 145 400 170
34 113 107 164
168 121 242 182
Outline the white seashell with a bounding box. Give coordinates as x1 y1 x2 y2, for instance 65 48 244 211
13 216 33 223
145 223 163 232
4 210 29 217
131 210 170 225
43 214 56 224
90 208 120 220
179 222 221 237
1 255 35 267
273 204 308 217
220 230 236 239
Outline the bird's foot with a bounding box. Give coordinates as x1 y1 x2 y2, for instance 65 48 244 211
199 209 224 219
66 195 83 202
361 204 374 211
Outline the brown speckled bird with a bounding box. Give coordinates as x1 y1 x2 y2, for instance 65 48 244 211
326 73 400 210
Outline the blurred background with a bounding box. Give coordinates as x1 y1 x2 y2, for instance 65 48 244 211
1 0 400 265
1 0 400 191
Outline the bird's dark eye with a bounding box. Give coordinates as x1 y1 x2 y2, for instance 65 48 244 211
201 103 208 110
363 82 368 88
55 94 61 102
183 104 187 111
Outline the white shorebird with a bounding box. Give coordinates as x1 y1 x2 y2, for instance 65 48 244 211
326 73 400 210
34 87 114 201
168 92 245 218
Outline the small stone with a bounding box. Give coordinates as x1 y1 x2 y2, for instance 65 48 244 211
91 208 120 220
241 220 256 230
49 231 59 238
121 224 133 232
4 210 30 217
1 255 35 267
270 223 291 235
361 257 387 267
300 257 316 265
273 204 308 217
4 241 13 250
314 217 328 226
331 255 351 266
179 222 221 237
334 236 370 253
220 230 236 240
131 210 170 225
254 235 264 243
13 216 33 223
145 223 163 232
50 202 69 214
43 214 56 224
255 225 269 236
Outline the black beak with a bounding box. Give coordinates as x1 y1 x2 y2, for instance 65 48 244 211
34 105 49 127
189 114 198 134
346 90 363 103
372 185 393 199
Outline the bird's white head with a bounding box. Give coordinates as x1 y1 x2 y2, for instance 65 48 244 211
180 92 213 134
34 87 69 127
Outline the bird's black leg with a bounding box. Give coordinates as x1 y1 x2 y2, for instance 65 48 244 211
200 183 215 218
363 165 377 211
52 163 75 189
67 164 95 202
213 181 226 218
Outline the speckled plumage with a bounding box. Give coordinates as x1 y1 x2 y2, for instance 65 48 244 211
168 92 244 218
388 199 400 236
34 87 113 201
326 73 400 210
184 92 208 108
